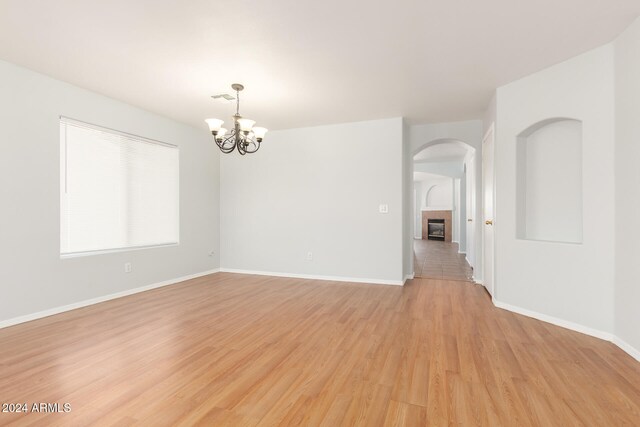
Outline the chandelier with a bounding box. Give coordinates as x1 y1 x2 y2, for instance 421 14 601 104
205 84 268 155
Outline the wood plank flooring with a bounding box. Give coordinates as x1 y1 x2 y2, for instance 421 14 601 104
1 273 639 426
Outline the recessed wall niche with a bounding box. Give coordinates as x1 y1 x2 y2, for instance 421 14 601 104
516 118 583 244
426 184 449 207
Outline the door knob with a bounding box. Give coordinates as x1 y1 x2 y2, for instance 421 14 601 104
485 220 493 225
467 219 473 222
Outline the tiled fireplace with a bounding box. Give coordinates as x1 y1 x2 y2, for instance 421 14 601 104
421 210 452 242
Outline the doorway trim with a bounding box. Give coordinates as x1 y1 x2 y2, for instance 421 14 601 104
481 123 496 296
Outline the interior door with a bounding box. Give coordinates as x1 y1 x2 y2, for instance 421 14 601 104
482 125 495 296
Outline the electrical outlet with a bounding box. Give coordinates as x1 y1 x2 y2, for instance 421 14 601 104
306 252 313 261
124 262 132 273
379 204 389 214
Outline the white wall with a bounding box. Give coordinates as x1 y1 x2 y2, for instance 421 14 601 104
0 60 220 324
422 176 453 209
413 160 464 179
614 16 640 357
483 94 496 137
220 118 404 283
495 45 615 334
453 179 461 244
458 178 466 250
464 152 476 266
413 182 422 238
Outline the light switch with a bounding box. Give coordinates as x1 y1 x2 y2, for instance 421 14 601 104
379 204 389 214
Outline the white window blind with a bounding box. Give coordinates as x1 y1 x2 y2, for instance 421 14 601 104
60 117 179 256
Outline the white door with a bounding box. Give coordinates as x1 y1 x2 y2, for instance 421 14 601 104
482 125 495 296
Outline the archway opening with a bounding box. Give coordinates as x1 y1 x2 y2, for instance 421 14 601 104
412 139 476 281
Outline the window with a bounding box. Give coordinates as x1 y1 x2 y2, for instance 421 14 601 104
60 117 179 256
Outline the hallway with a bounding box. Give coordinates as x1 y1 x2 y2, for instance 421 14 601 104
413 239 474 281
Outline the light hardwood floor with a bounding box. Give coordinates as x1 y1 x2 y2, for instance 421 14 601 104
1 273 639 426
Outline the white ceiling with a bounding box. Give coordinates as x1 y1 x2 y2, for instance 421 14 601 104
1 1 638 131
413 140 470 162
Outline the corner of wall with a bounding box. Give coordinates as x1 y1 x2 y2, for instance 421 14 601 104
402 117 414 279
613 14 640 362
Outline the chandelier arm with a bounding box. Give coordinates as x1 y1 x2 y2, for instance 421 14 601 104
221 145 236 154
237 139 246 155
217 140 235 153
220 131 238 151
219 144 235 154
243 139 260 154
221 133 236 146
217 133 236 153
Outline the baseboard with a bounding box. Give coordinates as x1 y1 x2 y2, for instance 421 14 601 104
492 299 613 341
403 273 415 284
492 299 640 362
0 268 221 330
465 255 474 270
219 268 404 286
612 336 640 362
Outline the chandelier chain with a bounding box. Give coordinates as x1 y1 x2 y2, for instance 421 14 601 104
236 88 240 116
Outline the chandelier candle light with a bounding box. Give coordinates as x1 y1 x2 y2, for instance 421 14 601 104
205 83 268 155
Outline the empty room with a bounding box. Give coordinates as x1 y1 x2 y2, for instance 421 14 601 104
2 1 640 425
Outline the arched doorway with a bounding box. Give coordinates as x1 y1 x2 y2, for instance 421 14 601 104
412 139 477 281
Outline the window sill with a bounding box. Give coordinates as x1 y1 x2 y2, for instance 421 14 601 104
60 243 179 259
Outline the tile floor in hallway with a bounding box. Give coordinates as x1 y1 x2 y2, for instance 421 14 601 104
413 238 474 282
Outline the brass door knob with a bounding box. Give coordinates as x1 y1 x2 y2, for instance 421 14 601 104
485 220 493 225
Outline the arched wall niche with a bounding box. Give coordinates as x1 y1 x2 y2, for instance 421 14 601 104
425 185 436 206
425 184 450 207
516 118 583 244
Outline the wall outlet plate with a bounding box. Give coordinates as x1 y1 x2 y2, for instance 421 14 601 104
124 262 132 273
379 204 389 214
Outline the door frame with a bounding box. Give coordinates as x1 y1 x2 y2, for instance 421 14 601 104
482 123 496 297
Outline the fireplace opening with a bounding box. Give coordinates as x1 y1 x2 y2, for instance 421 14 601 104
427 219 445 241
